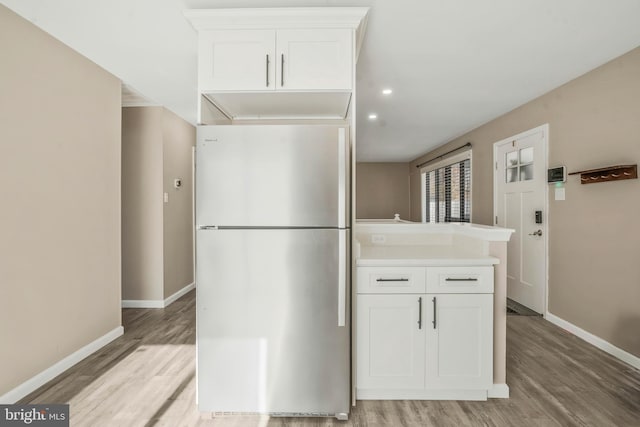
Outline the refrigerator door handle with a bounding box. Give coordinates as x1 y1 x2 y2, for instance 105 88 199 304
337 128 347 229
338 230 346 327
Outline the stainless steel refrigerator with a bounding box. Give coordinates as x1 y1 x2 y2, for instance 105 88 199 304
196 125 350 419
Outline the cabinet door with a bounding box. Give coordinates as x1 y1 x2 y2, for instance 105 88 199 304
277 29 352 90
425 294 493 389
357 295 425 390
199 30 275 91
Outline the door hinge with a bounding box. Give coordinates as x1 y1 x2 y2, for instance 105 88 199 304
495 215 498 225
495 162 498 170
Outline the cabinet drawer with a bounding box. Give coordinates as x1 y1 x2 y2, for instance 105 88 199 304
357 267 426 294
426 266 494 294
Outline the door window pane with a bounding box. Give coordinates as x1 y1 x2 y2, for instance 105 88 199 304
506 167 518 183
505 151 518 166
520 164 534 181
520 147 534 164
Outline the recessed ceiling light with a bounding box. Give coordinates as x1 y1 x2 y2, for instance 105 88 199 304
368 114 377 120
382 88 393 95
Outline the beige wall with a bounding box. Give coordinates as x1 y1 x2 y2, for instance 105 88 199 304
356 163 410 220
410 47 640 357
122 107 164 300
0 4 122 397
162 109 195 299
121 107 194 302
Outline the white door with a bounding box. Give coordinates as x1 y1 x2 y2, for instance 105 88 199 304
425 294 493 390
356 294 425 390
199 30 275 91
276 29 353 90
494 125 548 314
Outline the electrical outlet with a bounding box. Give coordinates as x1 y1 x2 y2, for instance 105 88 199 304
371 234 386 244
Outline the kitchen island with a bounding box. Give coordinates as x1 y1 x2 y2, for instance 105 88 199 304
353 220 513 401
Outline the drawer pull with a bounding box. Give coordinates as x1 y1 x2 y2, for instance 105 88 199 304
432 297 437 329
281 54 285 87
418 297 422 329
265 54 270 87
376 278 409 282
445 277 478 282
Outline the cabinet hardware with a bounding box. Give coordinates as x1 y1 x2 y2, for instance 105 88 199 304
376 278 409 282
432 297 437 329
281 54 285 86
418 297 422 329
445 278 478 282
265 54 270 87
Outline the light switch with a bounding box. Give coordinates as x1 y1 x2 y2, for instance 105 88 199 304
555 187 565 201
164 192 169 203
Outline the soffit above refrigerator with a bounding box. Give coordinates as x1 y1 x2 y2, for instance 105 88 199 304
202 92 352 122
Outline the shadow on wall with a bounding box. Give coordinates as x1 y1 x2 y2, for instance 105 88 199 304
612 315 640 359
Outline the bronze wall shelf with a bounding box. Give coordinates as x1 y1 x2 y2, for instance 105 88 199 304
568 164 637 184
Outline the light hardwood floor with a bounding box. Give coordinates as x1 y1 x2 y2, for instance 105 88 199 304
20 290 640 426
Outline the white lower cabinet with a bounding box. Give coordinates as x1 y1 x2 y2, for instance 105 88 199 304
425 294 493 390
356 294 425 390
356 266 494 400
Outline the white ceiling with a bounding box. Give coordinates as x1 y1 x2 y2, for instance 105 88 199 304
3 0 640 161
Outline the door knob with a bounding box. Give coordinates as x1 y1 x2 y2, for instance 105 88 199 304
528 229 542 236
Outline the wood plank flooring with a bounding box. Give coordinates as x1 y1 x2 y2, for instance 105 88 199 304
20 290 640 426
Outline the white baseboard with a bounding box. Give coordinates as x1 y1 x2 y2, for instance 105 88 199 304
122 282 195 309
487 383 509 398
546 312 640 370
0 326 124 404
164 282 195 307
121 299 164 308
357 388 488 401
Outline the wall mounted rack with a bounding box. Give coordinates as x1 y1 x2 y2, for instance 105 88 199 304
568 164 637 184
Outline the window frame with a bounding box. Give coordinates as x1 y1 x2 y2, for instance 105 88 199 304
420 150 472 223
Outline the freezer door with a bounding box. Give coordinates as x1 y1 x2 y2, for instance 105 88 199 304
197 228 350 415
196 125 349 228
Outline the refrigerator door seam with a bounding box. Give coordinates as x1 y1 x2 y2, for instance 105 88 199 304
198 226 350 230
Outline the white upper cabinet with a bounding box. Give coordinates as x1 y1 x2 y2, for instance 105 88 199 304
199 29 352 92
185 7 369 120
276 29 352 90
199 30 275 91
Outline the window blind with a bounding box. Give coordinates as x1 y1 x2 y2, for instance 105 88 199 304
423 157 471 223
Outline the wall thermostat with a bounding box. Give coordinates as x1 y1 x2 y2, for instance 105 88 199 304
547 166 566 183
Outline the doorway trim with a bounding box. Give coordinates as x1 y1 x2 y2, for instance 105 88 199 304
492 124 549 317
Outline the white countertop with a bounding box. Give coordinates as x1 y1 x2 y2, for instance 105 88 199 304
355 220 514 242
356 245 499 266
354 220 511 266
